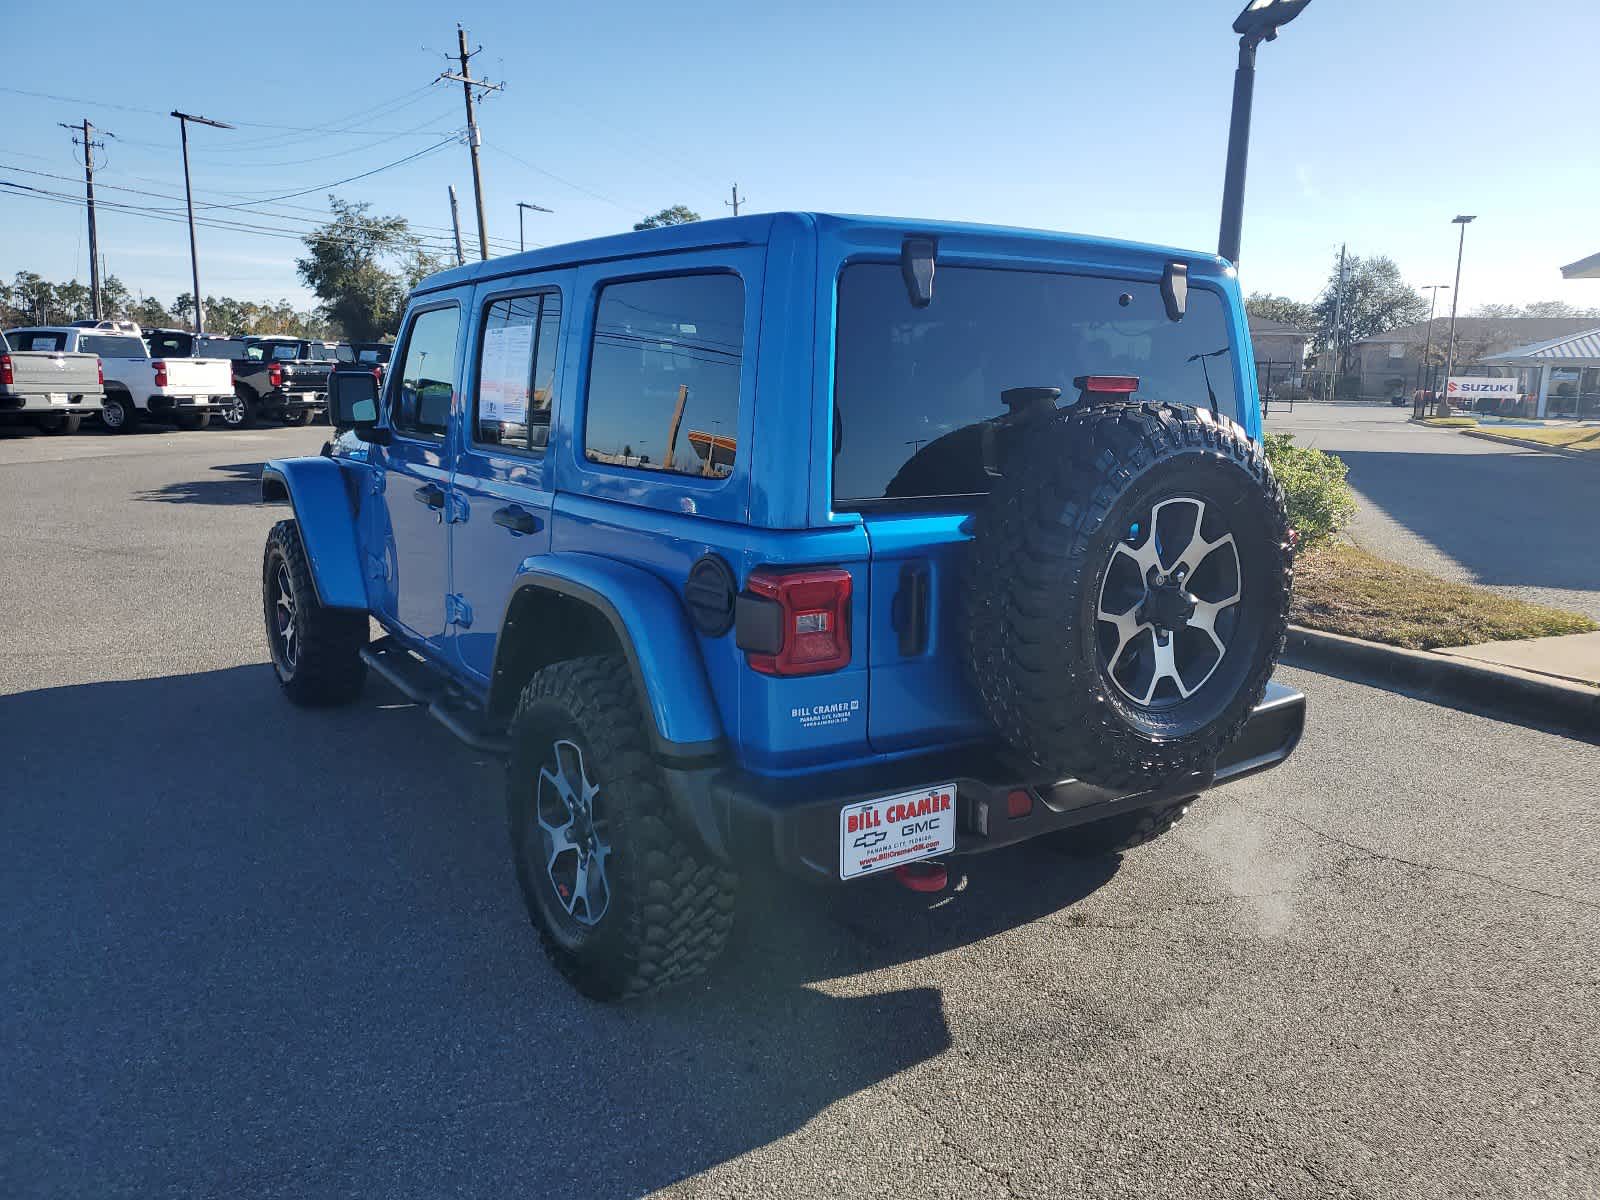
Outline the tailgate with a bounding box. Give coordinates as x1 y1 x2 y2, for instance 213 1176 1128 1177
4 352 100 394
282 362 331 391
861 512 987 753
159 357 233 395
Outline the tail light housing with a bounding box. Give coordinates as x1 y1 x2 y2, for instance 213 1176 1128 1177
0 355 12 387
269 362 283 389
736 567 852 676
152 360 168 388
97 359 104 386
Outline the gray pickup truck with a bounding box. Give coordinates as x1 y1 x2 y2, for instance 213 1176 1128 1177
0 330 104 434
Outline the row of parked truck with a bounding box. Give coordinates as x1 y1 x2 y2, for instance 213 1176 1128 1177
0 319 392 435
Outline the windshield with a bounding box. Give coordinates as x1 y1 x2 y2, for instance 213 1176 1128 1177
831 263 1240 505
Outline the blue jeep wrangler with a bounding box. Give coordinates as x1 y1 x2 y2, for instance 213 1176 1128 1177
261 213 1304 1000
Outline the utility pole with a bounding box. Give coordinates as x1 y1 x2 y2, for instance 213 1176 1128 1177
1415 284 1450 406
1326 243 1346 401
61 119 106 320
448 185 465 266
725 183 745 216
439 25 502 261
1441 215 1476 415
171 110 234 335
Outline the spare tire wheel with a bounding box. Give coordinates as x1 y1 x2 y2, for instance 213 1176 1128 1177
963 400 1292 787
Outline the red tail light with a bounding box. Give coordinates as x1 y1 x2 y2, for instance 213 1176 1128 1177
1077 375 1140 395
739 567 852 676
0 355 12 387
152 360 168 388
97 359 104 386
269 362 283 389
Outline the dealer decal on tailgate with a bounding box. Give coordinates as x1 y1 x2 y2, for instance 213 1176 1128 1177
839 784 956 880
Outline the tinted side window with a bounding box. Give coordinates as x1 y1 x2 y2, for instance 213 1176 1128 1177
391 306 460 440
475 292 562 452
584 274 743 478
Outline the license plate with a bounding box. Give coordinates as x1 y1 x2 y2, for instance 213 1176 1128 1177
47 393 68 405
839 783 956 880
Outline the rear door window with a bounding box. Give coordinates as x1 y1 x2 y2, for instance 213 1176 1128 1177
474 291 562 453
832 264 1240 505
583 273 743 478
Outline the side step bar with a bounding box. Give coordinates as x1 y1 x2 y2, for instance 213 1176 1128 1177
360 638 510 756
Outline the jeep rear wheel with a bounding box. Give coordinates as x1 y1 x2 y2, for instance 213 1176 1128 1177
507 656 736 1001
262 519 368 706
964 401 1291 787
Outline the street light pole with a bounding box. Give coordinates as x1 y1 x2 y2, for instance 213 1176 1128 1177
170 110 234 335
1440 215 1476 414
516 200 552 253
1217 0 1313 267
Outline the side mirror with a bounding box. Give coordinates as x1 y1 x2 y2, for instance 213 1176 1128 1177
329 368 386 441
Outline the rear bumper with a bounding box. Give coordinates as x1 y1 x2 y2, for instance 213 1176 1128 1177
666 680 1306 882
0 392 104 412
147 394 233 414
265 390 325 411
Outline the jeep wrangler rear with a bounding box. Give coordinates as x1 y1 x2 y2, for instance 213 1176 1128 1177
261 213 1303 1001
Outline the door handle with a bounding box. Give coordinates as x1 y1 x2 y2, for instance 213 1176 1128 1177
492 504 542 536
413 483 445 509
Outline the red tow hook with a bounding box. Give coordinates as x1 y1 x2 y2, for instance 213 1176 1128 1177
894 861 949 893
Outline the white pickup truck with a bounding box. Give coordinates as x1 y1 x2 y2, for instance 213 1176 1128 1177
0 329 104 433
4 325 235 432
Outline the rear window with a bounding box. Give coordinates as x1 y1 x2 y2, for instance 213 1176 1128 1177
270 343 303 361
7 330 65 352
80 335 146 359
831 264 1240 505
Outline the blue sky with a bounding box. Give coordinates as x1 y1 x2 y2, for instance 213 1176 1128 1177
4 0 1597 315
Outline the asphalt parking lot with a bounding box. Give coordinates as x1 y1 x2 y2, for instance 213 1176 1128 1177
3 425 1597 1199
1266 402 1600 621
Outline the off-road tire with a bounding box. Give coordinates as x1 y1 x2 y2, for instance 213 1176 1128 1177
281 409 313 427
964 401 1291 787
1053 801 1191 858
100 390 139 433
507 656 737 1001
174 413 210 431
262 519 368 706
36 413 83 435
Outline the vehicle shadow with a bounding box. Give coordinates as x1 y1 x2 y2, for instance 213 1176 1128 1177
0 665 1119 1198
134 461 264 505
1336 447 1600 597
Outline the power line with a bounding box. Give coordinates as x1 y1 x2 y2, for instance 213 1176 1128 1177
485 143 647 218
437 24 501 260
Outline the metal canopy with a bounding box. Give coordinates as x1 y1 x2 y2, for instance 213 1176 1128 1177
1561 252 1600 280
1482 327 1600 367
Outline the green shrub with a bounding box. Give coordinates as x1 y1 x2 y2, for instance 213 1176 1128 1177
1263 433 1358 549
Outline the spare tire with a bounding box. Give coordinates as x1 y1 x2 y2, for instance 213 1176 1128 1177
963 400 1291 787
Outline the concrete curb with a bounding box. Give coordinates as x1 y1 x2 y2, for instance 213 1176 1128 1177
1459 428 1597 460
1283 625 1598 734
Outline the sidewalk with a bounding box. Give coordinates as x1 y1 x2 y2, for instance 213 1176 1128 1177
1434 630 1600 689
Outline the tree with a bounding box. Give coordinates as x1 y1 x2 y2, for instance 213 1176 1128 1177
1471 299 1600 319
127 295 173 329
297 196 433 341
633 205 700 231
1245 292 1317 330
1313 252 1429 357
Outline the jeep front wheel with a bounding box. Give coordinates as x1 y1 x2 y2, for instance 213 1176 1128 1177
262 519 368 706
506 656 736 1001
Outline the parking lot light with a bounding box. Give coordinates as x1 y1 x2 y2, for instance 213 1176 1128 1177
1441 216 1477 412
516 201 552 253
1217 0 1314 267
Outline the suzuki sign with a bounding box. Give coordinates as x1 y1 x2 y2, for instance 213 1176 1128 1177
1446 377 1519 401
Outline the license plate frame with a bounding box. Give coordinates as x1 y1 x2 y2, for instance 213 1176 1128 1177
47 393 68 405
839 783 956 880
